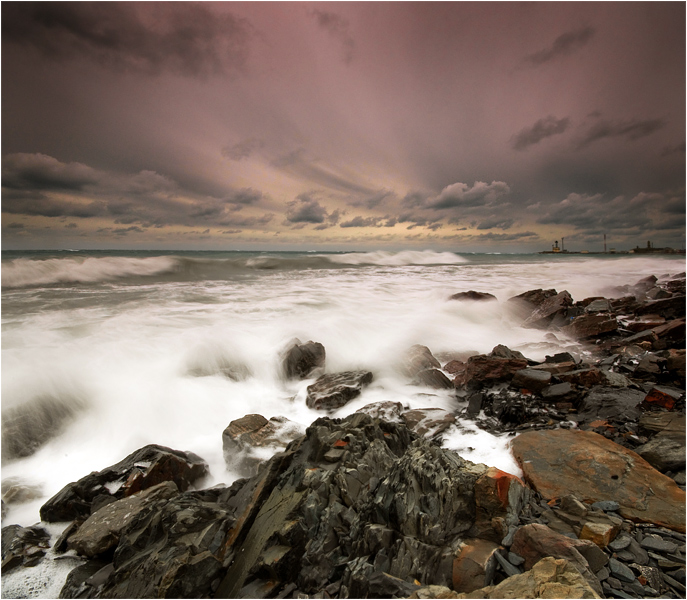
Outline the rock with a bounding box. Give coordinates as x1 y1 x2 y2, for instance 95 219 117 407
355 401 405 423
512 369 551 393
579 522 617 548
541 382 577 403
522 291 574 329
508 288 559 320
1 524 51 572
635 413 685 473
608 558 636 583
470 467 528 542
625 315 666 332
561 314 618 339
509 524 603 596
2 394 86 461
1 478 43 505
530 361 577 375
591 500 620 513
560 495 588 517
557 368 606 388
305 371 373 411
642 386 681 410
449 291 497 302
453 354 528 389
68 481 179 557
451 539 500 592
404 344 441 377
635 296 686 320
415 369 455 389
223 414 304 477
40 444 208 522
639 534 679 554
282 339 326 379
444 360 467 375
583 299 611 313
511 429 686 532
402 408 456 441
608 535 632 552
575 386 645 422
490 345 527 361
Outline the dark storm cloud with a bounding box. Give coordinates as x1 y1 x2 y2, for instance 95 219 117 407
536 192 684 234
272 149 375 195
660 142 686 157
2 2 253 78
226 188 263 206
576 118 665 149
310 9 355 65
476 218 514 231
339 216 383 228
221 138 265 161
524 26 595 66
2 153 100 192
511 116 571 151
285 194 328 224
429 181 511 210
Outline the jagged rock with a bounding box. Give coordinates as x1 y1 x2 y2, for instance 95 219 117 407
507 289 559 321
522 291 574 329
222 414 304 477
40 444 208 523
305 371 374 410
449 291 497 302
2 394 86 461
282 339 326 379
541 382 577 403
635 296 685 320
561 314 618 339
415 369 455 389
355 401 405 423
416 557 602 599
68 482 180 558
635 413 685 473
453 354 528 389
625 315 666 332
1 524 51 573
402 408 456 441
451 538 501 592
510 524 604 595
557 368 606 388
574 386 645 422
511 429 686 532
490 345 527 361
404 345 442 377
512 369 551 393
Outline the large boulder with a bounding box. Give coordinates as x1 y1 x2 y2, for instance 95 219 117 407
449 291 497 302
453 354 528 389
561 314 618 339
522 291 574 329
511 429 686 531
507 289 559 320
282 339 326 379
574 386 645 423
305 371 374 410
635 413 685 473
40 444 208 523
222 414 304 477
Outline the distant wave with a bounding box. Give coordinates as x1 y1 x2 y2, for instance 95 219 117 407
1 250 468 288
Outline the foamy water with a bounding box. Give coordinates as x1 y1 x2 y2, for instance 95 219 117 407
2 250 683 537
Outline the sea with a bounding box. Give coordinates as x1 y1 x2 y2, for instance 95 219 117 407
1 249 684 597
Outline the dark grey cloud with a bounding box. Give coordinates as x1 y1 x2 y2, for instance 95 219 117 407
226 188 263 206
272 149 375 195
221 138 265 161
2 152 99 192
577 118 665 149
470 231 538 242
310 9 355 65
339 216 383 228
525 26 595 66
6 222 25 229
348 189 394 209
285 194 328 224
511 116 570 151
1 2 253 78
430 181 511 210
476 218 514 231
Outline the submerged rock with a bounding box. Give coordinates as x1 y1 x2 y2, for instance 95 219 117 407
282 339 326 379
305 370 374 410
449 291 497 302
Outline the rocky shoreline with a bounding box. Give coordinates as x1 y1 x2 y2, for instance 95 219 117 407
2 272 685 599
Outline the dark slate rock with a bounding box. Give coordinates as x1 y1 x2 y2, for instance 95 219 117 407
403 345 441 377
1 524 51 572
449 291 497 302
414 369 454 389
490 345 527 361
608 535 632 552
522 291 574 329
639 535 679 554
305 371 374 410
576 386 645 422
40 444 208 523
282 340 326 379
592 500 620 513
608 557 636 583
541 381 576 402
511 369 551 393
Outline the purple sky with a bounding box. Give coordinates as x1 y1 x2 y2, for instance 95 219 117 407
2 2 685 251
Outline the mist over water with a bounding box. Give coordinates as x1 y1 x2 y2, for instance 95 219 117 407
2 250 683 528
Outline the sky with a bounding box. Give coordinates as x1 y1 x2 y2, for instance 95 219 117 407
2 1 685 252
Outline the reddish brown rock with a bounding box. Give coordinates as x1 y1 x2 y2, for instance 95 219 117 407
510 429 686 532
642 387 678 410
453 355 527 388
561 314 618 339
626 315 666 332
471 467 528 541
557 368 606 388
444 360 466 375
652 318 686 341
529 361 577 375
452 538 501 593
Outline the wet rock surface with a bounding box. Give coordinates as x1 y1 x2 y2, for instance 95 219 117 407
305 371 374 411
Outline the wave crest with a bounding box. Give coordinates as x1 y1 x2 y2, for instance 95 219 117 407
328 250 467 266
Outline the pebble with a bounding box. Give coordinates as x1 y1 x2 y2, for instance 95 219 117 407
640 536 679 554
592 500 620 512
609 535 632 552
595 566 610 581
494 550 521 577
507 551 524 566
609 558 637 583
664 573 687 594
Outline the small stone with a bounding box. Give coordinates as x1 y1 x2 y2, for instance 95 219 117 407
640 535 679 554
608 558 636 583
560 495 588 516
493 550 521 577
596 566 610 581
580 522 616 548
507 551 524 566
608 535 632 552
591 500 620 512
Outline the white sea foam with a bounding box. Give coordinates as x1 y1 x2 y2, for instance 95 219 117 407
1 253 682 539
328 249 468 266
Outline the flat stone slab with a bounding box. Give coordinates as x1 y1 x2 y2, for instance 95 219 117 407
510 429 686 532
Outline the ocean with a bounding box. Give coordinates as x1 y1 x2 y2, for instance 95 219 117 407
2 249 684 540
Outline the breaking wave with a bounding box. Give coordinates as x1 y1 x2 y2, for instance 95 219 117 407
2 250 468 288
